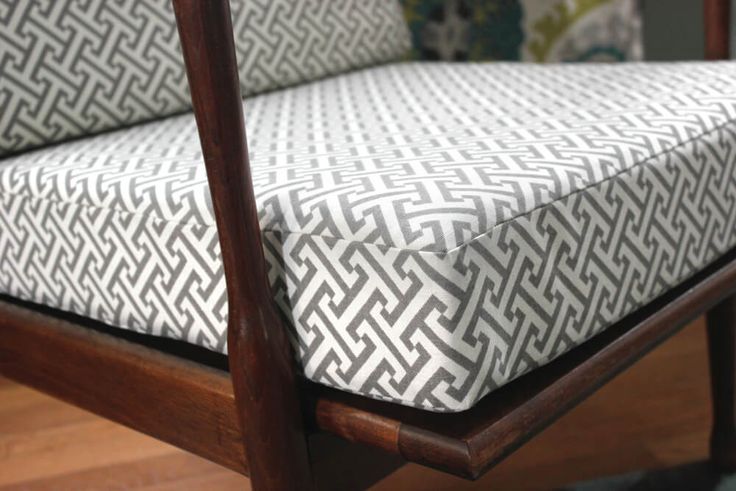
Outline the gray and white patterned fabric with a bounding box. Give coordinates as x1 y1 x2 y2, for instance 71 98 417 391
2 61 736 412
0 0 410 156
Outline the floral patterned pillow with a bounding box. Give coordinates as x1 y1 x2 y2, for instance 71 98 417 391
402 0 643 62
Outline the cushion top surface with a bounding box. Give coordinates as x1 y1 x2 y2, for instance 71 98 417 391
4 62 735 253
2 61 736 411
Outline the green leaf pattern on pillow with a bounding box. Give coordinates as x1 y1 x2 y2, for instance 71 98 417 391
401 0 643 62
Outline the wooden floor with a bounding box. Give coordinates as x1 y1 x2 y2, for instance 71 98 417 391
0 317 713 490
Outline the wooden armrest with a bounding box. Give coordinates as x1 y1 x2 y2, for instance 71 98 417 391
705 0 731 60
171 1 312 489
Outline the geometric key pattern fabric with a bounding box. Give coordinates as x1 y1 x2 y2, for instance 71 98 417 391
0 0 410 156
2 61 736 411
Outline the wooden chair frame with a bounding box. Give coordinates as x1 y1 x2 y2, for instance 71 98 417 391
0 1 733 489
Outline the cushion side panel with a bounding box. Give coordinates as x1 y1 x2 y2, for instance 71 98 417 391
276 119 736 412
0 191 228 352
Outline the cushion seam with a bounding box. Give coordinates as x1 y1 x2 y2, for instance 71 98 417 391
2 114 735 255
444 114 736 254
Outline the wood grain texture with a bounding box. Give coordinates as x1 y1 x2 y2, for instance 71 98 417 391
0 386 246 491
0 298 246 475
705 0 730 59
171 1 312 489
375 317 712 491
0 318 712 490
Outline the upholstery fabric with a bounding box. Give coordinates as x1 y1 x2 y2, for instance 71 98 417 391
2 61 736 411
402 0 643 62
0 0 410 155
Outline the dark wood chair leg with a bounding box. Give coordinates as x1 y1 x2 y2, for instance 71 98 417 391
707 295 736 471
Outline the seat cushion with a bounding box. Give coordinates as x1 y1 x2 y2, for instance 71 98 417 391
2 61 736 412
0 0 410 155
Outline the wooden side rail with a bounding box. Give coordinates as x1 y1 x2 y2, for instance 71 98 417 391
171 1 312 490
0 297 247 474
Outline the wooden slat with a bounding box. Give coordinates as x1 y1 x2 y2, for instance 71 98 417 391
313 246 736 479
0 300 247 475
